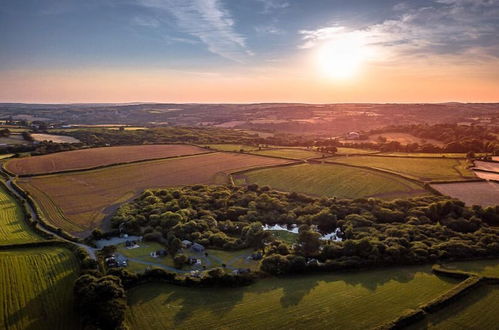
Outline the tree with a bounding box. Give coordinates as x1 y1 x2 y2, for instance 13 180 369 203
298 225 321 257
174 254 188 269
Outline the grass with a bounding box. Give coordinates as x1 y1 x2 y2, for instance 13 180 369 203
438 259 499 277
329 156 475 181
335 147 378 155
270 230 298 244
408 285 499 330
203 144 260 152
376 152 469 158
0 184 41 245
126 264 458 330
117 242 258 273
251 148 323 159
242 163 428 199
0 246 80 330
18 152 291 235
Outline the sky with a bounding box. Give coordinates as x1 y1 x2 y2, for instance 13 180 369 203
0 0 498 103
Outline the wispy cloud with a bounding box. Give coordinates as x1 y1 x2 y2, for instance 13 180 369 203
136 0 251 62
256 0 290 13
300 0 499 62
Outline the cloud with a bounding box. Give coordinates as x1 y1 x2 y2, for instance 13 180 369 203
136 0 251 62
256 0 290 13
300 0 499 62
132 16 161 28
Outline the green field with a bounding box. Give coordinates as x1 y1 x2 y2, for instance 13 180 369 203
409 285 499 330
0 184 41 244
0 246 80 330
439 259 499 277
203 144 260 152
335 147 378 155
251 148 323 159
242 163 428 199
126 264 458 330
376 152 468 158
328 156 475 181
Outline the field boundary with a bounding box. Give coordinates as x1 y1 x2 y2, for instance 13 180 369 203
377 264 499 329
5 150 216 177
229 160 305 186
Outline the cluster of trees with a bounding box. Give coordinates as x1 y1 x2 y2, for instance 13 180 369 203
369 124 499 154
111 185 499 276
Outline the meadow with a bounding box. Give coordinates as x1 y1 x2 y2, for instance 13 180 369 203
126 264 458 330
6 144 210 175
30 133 81 144
250 148 323 159
18 152 291 235
241 163 428 199
329 156 475 181
409 285 499 330
473 160 499 173
0 184 41 244
203 144 260 152
0 246 80 330
438 259 499 277
430 181 499 207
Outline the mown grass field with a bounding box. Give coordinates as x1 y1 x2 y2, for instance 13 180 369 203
18 152 291 235
242 163 428 199
329 156 475 181
126 265 458 330
251 148 323 159
335 147 378 155
439 259 499 277
409 285 499 330
6 144 210 175
0 246 80 330
430 181 499 207
0 184 41 244
376 152 468 158
203 144 260 152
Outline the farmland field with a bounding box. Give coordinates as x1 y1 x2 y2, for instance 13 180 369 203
6 144 210 175
335 147 378 155
30 133 81 144
18 152 291 235
376 152 467 158
0 246 80 330
251 148 323 159
473 170 499 181
473 160 499 173
126 264 458 330
329 156 475 181
368 133 444 146
430 181 499 207
0 184 40 244
409 285 499 330
203 144 260 152
439 259 499 277
240 163 428 199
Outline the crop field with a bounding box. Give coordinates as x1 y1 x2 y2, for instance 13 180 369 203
126 264 458 330
0 246 80 330
203 144 260 152
6 144 210 175
409 285 499 330
18 152 291 235
473 160 499 173
240 163 428 199
251 148 323 159
30 133 81 144
430 181 499 207
329 156 475 181
0 135 27 145
473 170 499 181
0 184 40 244
439 259 499 277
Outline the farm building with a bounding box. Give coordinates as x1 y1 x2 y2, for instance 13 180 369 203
346 131 360 140
191 243 205 252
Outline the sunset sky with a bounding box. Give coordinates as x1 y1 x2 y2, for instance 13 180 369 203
1 0 498 103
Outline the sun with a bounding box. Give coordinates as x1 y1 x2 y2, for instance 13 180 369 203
315 36 368 80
